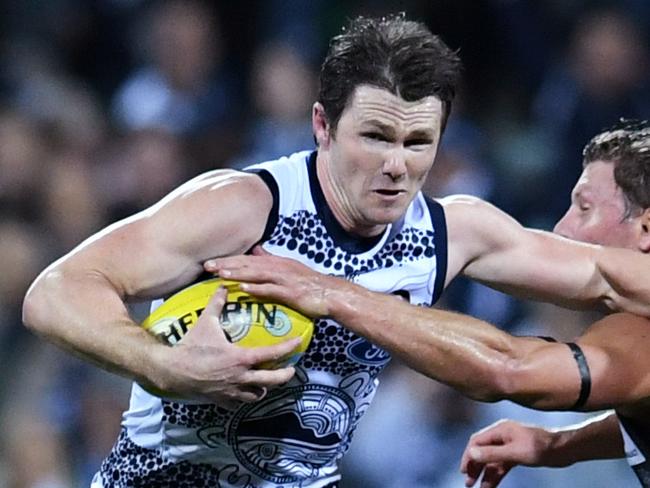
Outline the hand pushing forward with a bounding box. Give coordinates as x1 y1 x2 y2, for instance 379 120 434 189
204 246 342 318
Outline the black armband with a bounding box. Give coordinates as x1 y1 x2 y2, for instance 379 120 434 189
566 342 592 410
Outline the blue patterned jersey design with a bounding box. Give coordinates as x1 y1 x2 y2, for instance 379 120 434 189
95 150 447 488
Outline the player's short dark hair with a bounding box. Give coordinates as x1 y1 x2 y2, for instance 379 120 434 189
583 119 650 218
318 13 462 135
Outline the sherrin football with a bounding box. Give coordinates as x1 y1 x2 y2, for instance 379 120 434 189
141 278 314 370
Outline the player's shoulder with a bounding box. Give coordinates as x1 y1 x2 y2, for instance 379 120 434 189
153 169 271 211
439 194 517 237
439 194 501 215
244 150 312 173
131 168 276 258
178 168 267 194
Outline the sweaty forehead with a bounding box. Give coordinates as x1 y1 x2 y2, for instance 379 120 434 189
574 161 621 201
348 85 443 129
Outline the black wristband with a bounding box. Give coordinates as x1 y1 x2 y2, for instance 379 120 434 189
566 342 592 410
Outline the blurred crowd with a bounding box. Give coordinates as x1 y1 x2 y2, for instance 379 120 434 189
1 1 648 486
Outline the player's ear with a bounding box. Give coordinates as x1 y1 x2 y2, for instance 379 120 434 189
637 207 650 253
312 102 331 149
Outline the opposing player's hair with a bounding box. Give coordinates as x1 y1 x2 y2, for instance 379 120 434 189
318 13 462 135
583 119 650 219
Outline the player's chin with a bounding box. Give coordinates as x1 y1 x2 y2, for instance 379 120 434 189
361 193 413 226
367 205 409 226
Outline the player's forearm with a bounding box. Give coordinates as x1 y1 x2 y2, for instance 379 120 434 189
326 283 527 402
545 412 625 466
23 265 166 389
326 281 592 408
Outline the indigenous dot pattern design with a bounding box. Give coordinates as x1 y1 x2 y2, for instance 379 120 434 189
301 318 389 378
156 318 389 432
161 402 231 431
100 429 254 488
154 208 430 438
266 210 436 276
100 154 443 487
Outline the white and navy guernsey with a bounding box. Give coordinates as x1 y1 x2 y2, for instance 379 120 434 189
94 150 447 488
619 414 650 487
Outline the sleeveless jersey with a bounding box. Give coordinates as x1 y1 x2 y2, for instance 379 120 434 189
619 414 650 487
94 150 448 488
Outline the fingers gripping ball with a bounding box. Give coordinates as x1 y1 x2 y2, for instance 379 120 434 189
141 278 313 369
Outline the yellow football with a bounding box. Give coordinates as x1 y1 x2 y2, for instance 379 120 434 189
141 278 313 370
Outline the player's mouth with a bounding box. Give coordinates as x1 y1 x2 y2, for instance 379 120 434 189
373 189 406 199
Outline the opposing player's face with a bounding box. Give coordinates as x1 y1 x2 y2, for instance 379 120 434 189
316 85 442 235
554 161 637 248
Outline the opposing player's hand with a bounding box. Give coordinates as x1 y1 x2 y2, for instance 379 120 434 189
151 286 300 406
204 246 340 318
460 419 556 487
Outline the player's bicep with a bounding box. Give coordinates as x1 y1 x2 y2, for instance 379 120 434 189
504 338 584 410
443 195 536 281
57 170 273 300
63 213 201 300
444 196 601 307
578 313 650 408
513 315 650 411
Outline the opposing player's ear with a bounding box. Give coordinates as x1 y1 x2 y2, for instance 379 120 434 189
312 102 331 148
638 208 650 253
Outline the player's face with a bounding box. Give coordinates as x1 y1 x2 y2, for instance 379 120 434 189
315 85 442 235
554 161 638 248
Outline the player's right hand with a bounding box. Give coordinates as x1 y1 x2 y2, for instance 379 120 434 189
149 287 300 407
460 419 556 488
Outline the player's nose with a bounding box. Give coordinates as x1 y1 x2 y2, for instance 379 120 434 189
382 152 407 181
553 212 574 239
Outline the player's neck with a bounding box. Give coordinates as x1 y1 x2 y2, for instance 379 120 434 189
316 154 387 238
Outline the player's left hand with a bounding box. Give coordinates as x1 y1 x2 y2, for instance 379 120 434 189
460 419 556 487
204 246 340 318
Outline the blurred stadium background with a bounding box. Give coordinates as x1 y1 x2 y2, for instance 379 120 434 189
1 1 648 486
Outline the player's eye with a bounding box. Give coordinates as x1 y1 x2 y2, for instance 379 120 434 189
405 138 433 147
362 132 389 142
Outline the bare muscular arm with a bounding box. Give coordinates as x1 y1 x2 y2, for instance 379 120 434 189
332 303 650 410
208 250 650 410
23 171 298 402
443 195 650 316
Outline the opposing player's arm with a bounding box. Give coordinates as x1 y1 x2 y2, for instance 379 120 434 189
460 413 623 488
443 195 650 317
328 292 650 410
334 290 650 410
207 252 650 410
23 171 297 401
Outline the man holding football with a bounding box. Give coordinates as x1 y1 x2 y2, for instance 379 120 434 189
22 13 650 488
209 120 650 487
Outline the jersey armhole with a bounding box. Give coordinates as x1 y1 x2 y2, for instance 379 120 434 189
245 169 280 243
424 195 448 306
